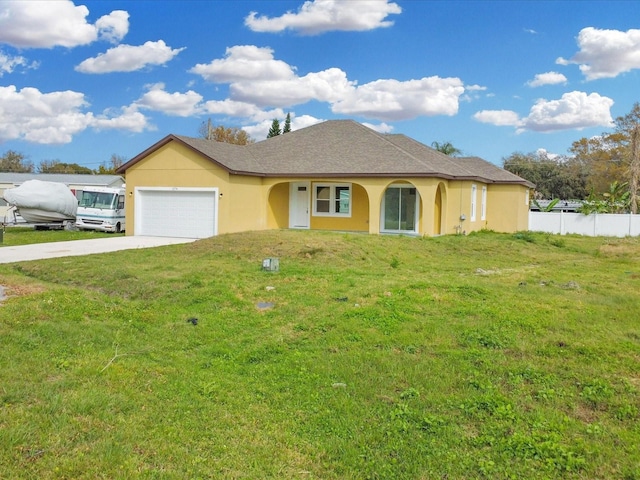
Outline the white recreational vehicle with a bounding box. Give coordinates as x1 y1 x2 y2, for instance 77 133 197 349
76 186 126 233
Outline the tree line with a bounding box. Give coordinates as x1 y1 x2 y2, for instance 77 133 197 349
0 151 126 175
503 102 640 213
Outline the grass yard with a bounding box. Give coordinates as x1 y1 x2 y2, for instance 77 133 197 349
0 227 123 246
0 230 639 479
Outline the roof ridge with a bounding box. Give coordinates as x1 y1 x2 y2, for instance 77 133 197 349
353 127 440 170
381 133 461 172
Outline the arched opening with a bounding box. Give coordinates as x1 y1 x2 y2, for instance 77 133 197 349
266 182 291 229
434 184 442 235
380 182 421 234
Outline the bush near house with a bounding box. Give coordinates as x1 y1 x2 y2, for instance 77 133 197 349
1 230 639 479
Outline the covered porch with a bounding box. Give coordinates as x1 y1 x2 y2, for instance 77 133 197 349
266 179 448 236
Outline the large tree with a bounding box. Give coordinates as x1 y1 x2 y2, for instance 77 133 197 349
570 102 640 201
267 118 281 138
97 154 127 174
630 125 640 213
283 113 292 134
0 150 34 172
198 119 254 145
503 151 588 200
39 160 93 174
431 141 462 156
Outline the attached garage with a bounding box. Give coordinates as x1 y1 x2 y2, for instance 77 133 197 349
135 187 218 238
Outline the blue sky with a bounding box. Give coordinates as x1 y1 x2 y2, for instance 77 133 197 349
1 0 640 170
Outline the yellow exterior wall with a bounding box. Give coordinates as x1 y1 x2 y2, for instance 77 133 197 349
225 174 266 233
123 141 529 237
486 184 530 232
123 142 232 236
440 180 491 235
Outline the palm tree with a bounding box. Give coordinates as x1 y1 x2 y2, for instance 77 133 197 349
431 141 462 156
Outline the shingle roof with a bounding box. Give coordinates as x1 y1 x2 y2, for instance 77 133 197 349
118 119 533 187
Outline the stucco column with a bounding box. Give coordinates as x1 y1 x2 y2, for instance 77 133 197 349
363 183 386 234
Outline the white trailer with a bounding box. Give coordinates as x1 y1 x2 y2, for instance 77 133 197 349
76 186 126 233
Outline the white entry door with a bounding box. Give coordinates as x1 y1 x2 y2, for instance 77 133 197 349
289 182 310 229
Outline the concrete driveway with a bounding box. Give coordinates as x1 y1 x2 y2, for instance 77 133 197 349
0 236 198 264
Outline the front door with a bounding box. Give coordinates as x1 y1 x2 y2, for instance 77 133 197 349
289 182 310 229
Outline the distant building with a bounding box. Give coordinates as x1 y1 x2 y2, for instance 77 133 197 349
529 199 582 212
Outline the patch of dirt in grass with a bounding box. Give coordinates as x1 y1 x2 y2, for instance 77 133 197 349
0 282 47 304
598 241 640 257
572 403 599 423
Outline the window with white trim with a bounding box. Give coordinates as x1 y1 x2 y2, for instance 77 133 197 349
481 186 487 221
470 184 477 221
313 183 351 217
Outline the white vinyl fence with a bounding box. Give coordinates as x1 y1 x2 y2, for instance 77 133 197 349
529 211 640 237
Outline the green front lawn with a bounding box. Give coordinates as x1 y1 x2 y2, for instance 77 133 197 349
0 227 123 247
1 230 639 479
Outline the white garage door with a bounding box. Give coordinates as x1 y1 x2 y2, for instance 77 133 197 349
135 187 218 238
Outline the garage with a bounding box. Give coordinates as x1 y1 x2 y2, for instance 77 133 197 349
135 187 218 238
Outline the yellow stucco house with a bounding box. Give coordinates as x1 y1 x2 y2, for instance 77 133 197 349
116 120 533 239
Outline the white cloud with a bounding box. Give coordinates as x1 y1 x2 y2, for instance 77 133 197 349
520 91 613 132
0 85 150 144
191 46 465 120
535 148 561 160
0 85 90 143
474 91 614 133
230 68 355 107
190 45 296 83
244 0 401 35
461 84 488 102
90 105 150 132
134 83 203 117
526 71 567 87
290 114 324 130
76 40 184 74
557 27 640 80
332 76 465 121
0 1 128 48
0 50 37 76
203 99 270 118
243 114 324 140
473 109 520 127
362 122 394 133
95 10 129 43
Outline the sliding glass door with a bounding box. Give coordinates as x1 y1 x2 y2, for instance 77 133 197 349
382 186 418 233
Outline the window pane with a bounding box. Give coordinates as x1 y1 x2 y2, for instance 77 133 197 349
400 187 416 230
316 200 330 212
316 186 330 200
335 186 350 213
384 188 400 230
